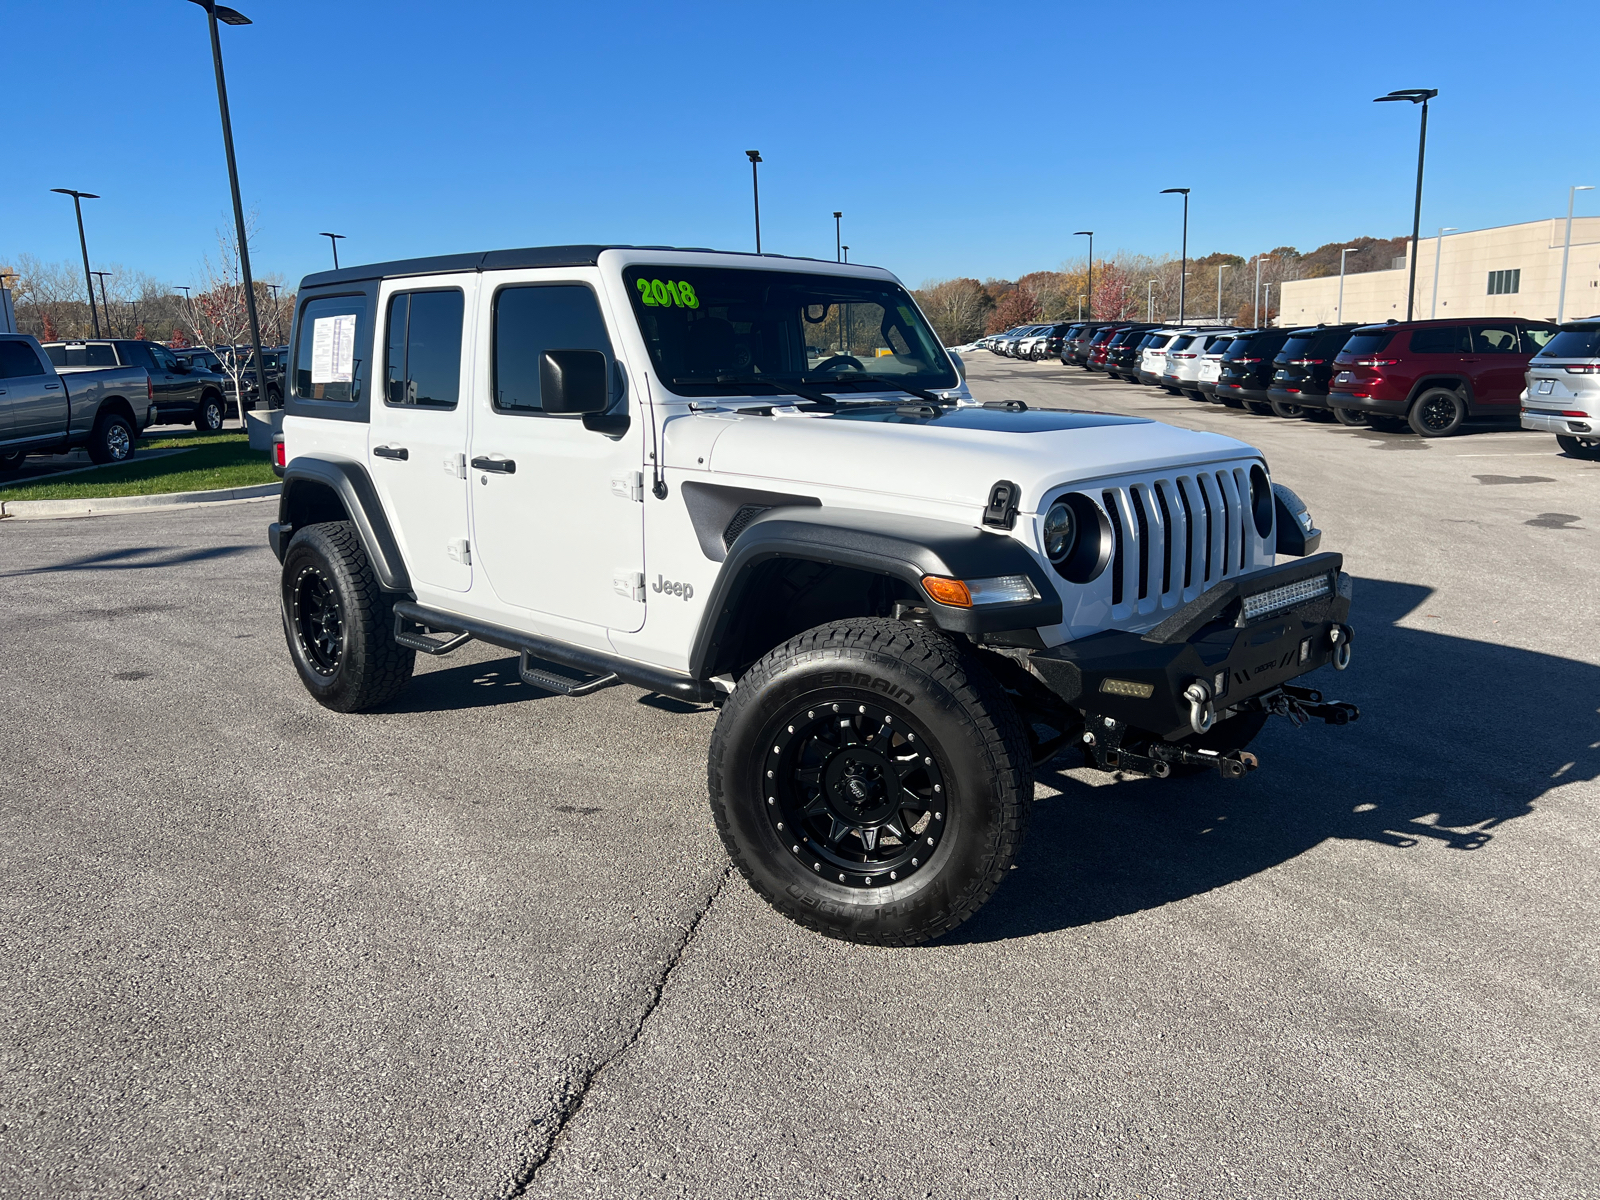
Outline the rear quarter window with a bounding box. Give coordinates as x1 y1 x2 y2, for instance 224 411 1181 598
1409 326 1469 354
293 295 370 404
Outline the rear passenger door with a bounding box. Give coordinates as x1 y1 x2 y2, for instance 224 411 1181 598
1468 324 1524 412
1 339 67 442
368 276 475 594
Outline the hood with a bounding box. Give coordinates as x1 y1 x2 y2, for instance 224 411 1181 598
696 405 1260 512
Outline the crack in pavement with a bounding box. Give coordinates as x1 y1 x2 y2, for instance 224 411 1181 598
500 863 733 1198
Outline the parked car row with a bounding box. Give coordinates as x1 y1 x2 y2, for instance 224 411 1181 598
1023 316 1587 445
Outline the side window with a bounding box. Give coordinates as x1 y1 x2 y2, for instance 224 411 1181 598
1409 327 1469 354
293 295 369 403
1472 325 1519 353
1520 326 1557 354
385 290 464 409
492 284 617 414
85 344 117 367
146 345 174 371
0 341 47 378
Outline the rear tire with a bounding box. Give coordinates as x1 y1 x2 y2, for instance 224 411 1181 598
194 393 225 432
1269 398 1305 419
1557 434 1600 460
280 521 414 712
0 448 26 474
1408 387 1466 437
708 618 1032 945
86 413 135 465
1332 407 1368 427
1243 400 1274 415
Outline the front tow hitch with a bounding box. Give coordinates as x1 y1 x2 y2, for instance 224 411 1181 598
1081 715 1260 781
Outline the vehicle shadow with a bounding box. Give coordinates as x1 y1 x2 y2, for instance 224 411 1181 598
946 577 1599 944
379 653 568 713
0 545 253 578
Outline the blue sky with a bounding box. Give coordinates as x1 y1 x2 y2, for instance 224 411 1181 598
4 0 1595 292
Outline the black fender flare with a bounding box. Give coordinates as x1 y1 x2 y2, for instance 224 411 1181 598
275 456 411 592
688 507 1061 679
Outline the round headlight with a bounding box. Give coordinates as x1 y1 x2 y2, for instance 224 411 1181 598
1042 502 1075 563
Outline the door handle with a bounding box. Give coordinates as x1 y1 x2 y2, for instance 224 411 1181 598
373 445 409 460
471 456 516 474
44 383 60 390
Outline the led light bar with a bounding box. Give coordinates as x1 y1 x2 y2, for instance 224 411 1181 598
1241 573 1332 622
1099 678 1154 699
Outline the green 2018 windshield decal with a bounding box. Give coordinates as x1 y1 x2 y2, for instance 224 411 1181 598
636 278 700 309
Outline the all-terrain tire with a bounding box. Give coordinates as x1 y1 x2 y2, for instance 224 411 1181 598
280 521 414 712
194 392 225 432
86 413 135 464
708 618 1032 945
1408 387 1466 437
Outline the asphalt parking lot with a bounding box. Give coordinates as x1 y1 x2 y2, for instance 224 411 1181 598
2 355 1597 1199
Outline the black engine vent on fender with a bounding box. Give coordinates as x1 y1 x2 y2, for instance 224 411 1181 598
722 504 772 549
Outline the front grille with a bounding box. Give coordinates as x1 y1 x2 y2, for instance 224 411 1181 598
1095 467 1266 619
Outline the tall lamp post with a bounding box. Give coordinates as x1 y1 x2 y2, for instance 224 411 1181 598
90 271 115 336
1217 265 1225 321
1253 254 1263 327
1147 279 1157 323
1430 227 1457 318
1337 247 1362 322
1373 88 1438 322
832 211 842 263
187 0 269 415
1558 186 1595 323
841 245 849 263
50 188 101 337
1160 188 1190 324
319 232 345 269
1075 231 1094 320
745 150 763 254
266 281 283 342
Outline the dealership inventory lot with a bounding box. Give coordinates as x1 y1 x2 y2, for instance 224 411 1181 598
1 355 1597 1198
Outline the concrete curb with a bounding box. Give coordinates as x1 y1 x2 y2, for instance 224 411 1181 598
1 482 280 521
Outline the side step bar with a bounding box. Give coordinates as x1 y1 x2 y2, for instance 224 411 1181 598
391 600 713 703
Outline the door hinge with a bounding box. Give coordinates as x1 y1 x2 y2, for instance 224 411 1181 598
613 570 645 602
447 538 471 565
444 452 466 479
611 470 644 502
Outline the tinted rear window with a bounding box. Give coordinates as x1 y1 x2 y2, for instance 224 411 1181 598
1169 335 1195 351
1342 331 1396 356
1537 328 1600 359
1311 329 1355 356
1277 335 1316 362
43 343 118 367
1145 334 1172 349
1410 326 1470 354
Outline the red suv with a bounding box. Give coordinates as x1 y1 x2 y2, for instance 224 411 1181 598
1327 318 1558 436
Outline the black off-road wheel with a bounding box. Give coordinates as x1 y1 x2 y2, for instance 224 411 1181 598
1408 387 1466 437
194 393 225 432
708 618 1033 945
86 413 135 465
280 522 414 712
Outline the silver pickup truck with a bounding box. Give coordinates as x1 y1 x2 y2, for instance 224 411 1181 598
0 333 154 473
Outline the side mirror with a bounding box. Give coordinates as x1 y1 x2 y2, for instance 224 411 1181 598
540 349 608 415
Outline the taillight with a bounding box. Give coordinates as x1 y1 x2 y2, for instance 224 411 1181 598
1355 358 1400 367
1236 357 1261 364
274 440 287 468
1290 358 1326 365
1565 365 1600 374
1171 352 1196 359
148 378 154 400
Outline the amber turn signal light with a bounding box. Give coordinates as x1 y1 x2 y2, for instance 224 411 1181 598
921 576 972 607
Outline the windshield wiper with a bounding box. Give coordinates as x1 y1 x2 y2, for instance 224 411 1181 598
798 374 948 404
670 375 838 408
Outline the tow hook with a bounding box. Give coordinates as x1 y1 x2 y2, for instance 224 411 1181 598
1330 624 1353 671
1257 683 1360 727
1183 680 1216 736
1081 716 1258 781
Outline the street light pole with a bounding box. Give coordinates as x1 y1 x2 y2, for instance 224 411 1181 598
319 232 345 269
1558 186 1595 323
1217 266 1225 321
188 0 269 416
91 271 115 336
1430 226 1457 318
50 188 101 337
266 282 283 342
1338 247 1362 322
1253 254 1262 326
1074 231 1093 321
833 211 842 263
841 245 848 263
745 151 763 254
1161 188 1190 324
1374 88 1438 322
1147 279 1157 323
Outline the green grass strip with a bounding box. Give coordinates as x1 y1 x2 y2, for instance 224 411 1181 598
0 433 276 501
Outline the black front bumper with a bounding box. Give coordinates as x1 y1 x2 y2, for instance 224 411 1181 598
1028 553 1353 742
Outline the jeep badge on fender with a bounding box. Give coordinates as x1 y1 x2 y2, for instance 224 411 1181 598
268 244 1357 947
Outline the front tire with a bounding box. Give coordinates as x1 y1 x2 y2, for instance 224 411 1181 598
86 413 135 465
708 618 1032 945
280 521 414 712
194 393 225 432
1409 387 1466 437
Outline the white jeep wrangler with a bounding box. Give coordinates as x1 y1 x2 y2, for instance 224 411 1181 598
270 245 1356 945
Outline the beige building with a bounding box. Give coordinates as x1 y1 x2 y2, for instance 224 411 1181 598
1278 216 1600 327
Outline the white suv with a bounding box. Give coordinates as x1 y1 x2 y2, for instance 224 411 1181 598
1168 331 1235 399
271 245 1356 945
1521 319 1600 458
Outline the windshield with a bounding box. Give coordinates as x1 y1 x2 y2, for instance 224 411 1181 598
625 265 958 398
